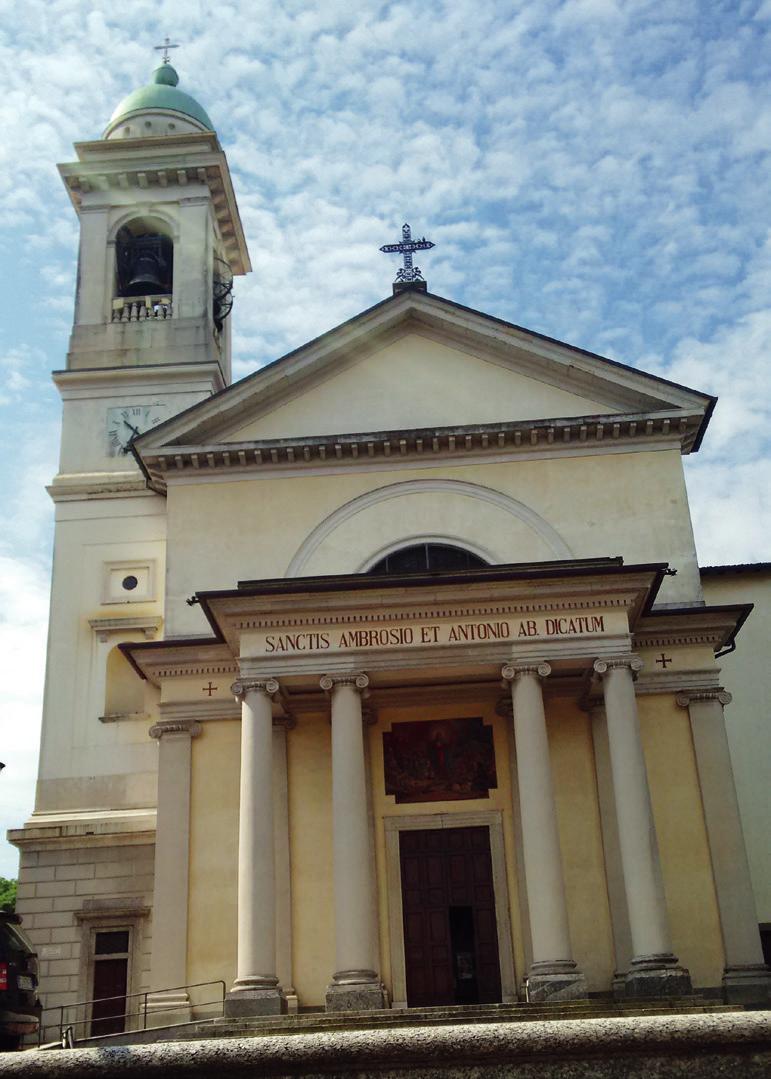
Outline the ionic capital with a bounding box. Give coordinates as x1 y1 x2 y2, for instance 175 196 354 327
231 677 280 703
149 719 202 740
320 672 370 695
593 655 644 679
675 688 732 708
501 660 551 684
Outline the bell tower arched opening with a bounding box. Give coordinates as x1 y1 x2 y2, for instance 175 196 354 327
116 218 174 301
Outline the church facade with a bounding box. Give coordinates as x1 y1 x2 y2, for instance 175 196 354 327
9 62 770 1036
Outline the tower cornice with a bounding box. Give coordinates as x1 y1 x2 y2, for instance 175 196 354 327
58 134 250 276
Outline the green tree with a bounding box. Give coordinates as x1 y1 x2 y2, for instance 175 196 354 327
0 878 17 912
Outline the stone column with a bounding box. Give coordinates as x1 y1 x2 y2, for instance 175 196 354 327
588 701 633 997
321 673 386 1011
502 662 587 1002
146 719 201 1024
677 689 770 1005
594 656 691 997
225 679 286 1016
273 717 299 1013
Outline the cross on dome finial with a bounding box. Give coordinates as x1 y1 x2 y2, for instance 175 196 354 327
154 37 180 64
380 223 435 292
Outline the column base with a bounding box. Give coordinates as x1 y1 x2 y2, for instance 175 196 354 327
224 976 287 1017
611 971 628 1001
722 965 771 1006
625 954 692 998
325 970 388 1012
143 990 192 1028
526 961 588 1003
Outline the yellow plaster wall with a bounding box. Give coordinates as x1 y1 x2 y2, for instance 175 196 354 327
369 700 526 998
187 720 240 990
548 699 615 989
184 691 719 1003
287 711 335 1005
367 696 614 999
638 695 724 987
223 334 617 442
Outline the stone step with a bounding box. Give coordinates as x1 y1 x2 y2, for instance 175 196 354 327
186 999 738 1041
71 998 741 1049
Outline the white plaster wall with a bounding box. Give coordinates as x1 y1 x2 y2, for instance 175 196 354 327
57 381 217 476
35 493 166 810
701 570 771 923
163 447 703 637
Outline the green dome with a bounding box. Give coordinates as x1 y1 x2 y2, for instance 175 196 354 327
107 64 213 131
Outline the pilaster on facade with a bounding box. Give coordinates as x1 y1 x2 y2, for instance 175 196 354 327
676 689 771 1004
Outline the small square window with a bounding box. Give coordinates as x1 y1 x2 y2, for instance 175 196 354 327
102 561 155 605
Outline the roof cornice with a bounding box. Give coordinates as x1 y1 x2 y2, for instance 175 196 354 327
138 409 704 493
133 290 715 462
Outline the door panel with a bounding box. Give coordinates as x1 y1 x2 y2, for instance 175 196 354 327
90 957 128 1036
399 826 502 1007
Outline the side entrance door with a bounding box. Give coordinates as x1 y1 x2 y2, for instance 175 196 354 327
399 826 502 1007
90 930 130 1036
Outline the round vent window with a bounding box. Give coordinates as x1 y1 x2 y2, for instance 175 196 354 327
122 575 139 591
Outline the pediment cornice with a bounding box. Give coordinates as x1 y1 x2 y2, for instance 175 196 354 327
138 407 705 493
132 291 714 490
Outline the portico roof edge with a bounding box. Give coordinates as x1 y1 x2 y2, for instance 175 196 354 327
119 558 668 679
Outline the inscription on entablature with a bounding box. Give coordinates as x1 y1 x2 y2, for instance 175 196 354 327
252 609 620 656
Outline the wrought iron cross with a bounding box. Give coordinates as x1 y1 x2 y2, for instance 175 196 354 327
380 223 435 284
154 37 180 64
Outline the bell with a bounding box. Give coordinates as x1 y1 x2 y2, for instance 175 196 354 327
126 253 164 295
118 233 172 297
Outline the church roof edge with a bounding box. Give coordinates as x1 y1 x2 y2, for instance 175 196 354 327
133 288 716 460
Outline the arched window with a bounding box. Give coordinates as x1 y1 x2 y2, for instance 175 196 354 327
367 543 488 576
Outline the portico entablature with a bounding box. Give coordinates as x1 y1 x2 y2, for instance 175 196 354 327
119 558 742 709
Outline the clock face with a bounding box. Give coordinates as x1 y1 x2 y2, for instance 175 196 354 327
106 404 169 456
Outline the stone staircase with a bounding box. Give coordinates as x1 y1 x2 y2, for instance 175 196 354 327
74 996 740 1048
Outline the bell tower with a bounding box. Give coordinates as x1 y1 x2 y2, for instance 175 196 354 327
55 58 250 474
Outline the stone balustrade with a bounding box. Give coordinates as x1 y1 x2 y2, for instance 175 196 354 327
111 296 173 322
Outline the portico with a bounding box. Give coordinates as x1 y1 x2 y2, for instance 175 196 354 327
118 555 760 1015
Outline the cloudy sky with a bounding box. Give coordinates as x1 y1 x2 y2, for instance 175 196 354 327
1 0 770 876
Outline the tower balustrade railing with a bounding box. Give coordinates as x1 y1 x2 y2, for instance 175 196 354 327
111 295 173 322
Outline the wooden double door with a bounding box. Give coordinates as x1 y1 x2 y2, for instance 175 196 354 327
399 826 502 1007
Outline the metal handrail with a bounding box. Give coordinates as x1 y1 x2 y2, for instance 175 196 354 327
38 979 226 1048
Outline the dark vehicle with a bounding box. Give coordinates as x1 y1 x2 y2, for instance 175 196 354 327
0 912 40 1050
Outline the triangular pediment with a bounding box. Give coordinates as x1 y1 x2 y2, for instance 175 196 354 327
137 290 714 456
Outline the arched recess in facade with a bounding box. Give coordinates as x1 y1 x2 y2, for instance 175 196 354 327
286 478 573 577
